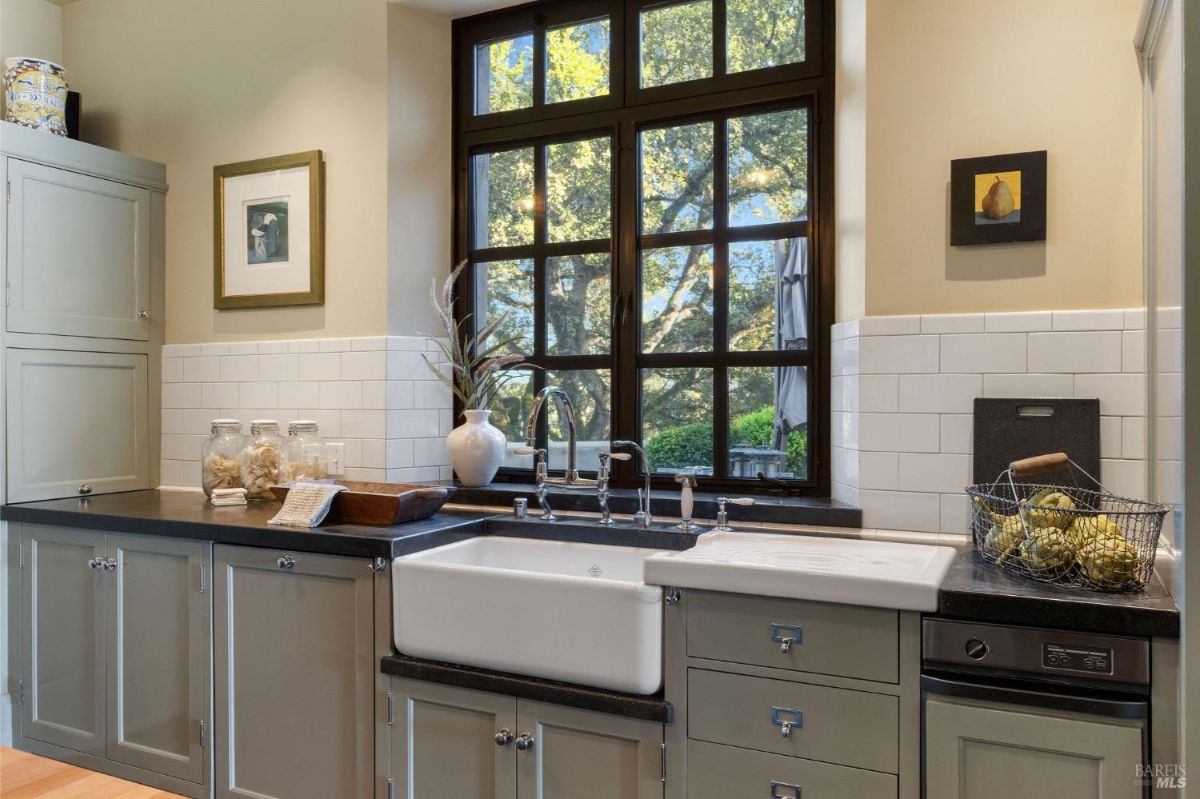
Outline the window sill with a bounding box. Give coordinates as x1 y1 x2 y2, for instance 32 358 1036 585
449 483 862 528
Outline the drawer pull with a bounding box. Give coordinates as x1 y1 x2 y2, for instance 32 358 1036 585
770 706 803 737
277 555 296 570
770 623 802 653
771 781 801 799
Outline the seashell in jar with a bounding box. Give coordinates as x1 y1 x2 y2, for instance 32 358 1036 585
241 442 281 499
203 452 243 494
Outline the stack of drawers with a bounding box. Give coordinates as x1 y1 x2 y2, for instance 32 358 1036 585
681 591 903 798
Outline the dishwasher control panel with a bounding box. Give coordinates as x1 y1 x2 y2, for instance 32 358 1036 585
923 618 1149 687
1042 642 1113 675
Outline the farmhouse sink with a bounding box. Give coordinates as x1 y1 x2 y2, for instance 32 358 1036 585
393 537 667 695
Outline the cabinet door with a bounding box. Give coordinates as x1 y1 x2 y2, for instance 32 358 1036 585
516 700 663 799
6 348 149 502
390 677 517 799
6 158 151 340
106 534 209 784
925 694 1144 799
19 523 107 756
214 545 373 799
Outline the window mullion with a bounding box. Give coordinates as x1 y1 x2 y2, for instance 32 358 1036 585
712 113 730 481
713 0 728 79
614 119 640 488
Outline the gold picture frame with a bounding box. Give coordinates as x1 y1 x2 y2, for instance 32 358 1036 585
213 150 325 309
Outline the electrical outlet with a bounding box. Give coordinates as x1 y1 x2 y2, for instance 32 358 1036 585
326 442 345 477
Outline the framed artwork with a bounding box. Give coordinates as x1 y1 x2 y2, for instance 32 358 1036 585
213 150 324 309
950 150 1047 246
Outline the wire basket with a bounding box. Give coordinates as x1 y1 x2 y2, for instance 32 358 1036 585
966 453 1170 593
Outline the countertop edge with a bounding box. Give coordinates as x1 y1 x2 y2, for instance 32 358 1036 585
380 654 672 723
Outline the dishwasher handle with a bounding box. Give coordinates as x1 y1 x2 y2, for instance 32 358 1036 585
921 674 1148 721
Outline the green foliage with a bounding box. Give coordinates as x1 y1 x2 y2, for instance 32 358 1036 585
646 405 808 478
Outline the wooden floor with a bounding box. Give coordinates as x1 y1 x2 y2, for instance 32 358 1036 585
0 747 186 798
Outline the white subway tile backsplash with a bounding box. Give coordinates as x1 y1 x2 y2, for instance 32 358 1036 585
858 451 898 490
984 311 1052 333
859 335 938 374
388 409 443 439
319 338 355 352
240 382 279 409
939 414 973 455
227 341 260 355
1051 309 1125 331
831 336 860 376
352 337 387 351
831 411 859 449
1100 416 1122 459
277 381 320 409
341 351 386 381
898 374 981 414
287 339 323 353
161 409 185 435
859 413 939 453
219 355 259 382
257 340 291 354
858 315 922 336
201 382 240 409
320 381 362 410
198 343 230 356
388 335 431 351
342 409 386 439
897 453 970 494
1124 308 1147 329
258 354 299 381
1122 417 1147 461
1027 331 1122 373
183 356 221 383
163 344 203 358
363 381 386 410
1101 459 1147 501
360 438 385 468
982 373 1074 398
860 490 941 534
388 350 433 379
161 356 184 383
1122 330 1146 373
414 381 452 410
940 333 1026 373
940 493 972 535
163 383 202 408
858 375 898 412
1074 373 1146 416
920 314 984 334
298 353 342 381
414 438 451 467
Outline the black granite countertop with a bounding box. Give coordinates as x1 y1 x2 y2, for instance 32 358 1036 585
381 654 671 723
1 490 492 559
0 489 703 559
937 549 1180 638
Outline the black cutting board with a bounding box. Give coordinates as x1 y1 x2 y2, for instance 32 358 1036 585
973 398 1101 488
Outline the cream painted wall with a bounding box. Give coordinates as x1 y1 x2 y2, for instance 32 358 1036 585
388 5 451 338
0 0 63 121
834 0 867 322
862 0 1144 317
61 0 390 343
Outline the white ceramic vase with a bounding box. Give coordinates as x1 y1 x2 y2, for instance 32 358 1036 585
446 409 507 487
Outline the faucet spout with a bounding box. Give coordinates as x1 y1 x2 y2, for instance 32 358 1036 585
524 386 596 489
612 440 654 528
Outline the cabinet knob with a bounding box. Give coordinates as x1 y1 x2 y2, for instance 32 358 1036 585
137 310 151 320
105 558 118 571
515 733 535 751
78 483 93 495
87 558 101 570
277 555 296 570
771 781 802 799
494 728 514 746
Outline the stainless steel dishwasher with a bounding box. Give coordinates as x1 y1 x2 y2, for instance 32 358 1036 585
921 618 1150 799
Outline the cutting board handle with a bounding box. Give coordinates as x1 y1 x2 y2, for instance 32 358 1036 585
1009 452 1069 476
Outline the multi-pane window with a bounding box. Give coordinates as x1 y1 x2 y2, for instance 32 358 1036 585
455 0 831 495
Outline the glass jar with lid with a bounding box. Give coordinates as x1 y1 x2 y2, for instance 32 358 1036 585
201 419 244 497
240 420 283 500
282 420 328 482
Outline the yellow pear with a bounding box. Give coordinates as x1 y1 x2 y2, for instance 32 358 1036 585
981 176 1016 220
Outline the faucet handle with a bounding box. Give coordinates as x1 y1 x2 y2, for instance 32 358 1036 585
515 447 548 479
514 447 541 457
606 452 632 461
715 497 755 532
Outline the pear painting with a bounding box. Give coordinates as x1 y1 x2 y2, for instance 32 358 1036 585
973 170 1022 225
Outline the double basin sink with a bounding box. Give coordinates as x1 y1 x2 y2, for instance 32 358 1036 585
392 517 955 696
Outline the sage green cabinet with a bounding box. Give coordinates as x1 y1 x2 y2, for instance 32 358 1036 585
214 544 374 799
924 694 1144 799
17 524 209 786
391 677 664 799
391 678 517 799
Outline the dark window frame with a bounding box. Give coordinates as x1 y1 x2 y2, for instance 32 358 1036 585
453 0 835 497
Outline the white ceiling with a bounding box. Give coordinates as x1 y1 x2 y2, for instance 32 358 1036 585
390 0 524 19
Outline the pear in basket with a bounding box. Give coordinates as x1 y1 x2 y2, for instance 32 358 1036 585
1021 488 1075 531
1018 527 1076 577
1077 536 1144 590
1066 514 1124 551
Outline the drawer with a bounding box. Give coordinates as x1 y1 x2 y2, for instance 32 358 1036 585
686 740 896 799
686 591 899 683
687 669 898 773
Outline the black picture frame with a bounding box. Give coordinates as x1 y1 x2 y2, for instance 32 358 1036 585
950 150 1047 246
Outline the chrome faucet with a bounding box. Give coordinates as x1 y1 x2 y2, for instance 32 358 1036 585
597 451 631 525
612 440 653 528
525 386 598 489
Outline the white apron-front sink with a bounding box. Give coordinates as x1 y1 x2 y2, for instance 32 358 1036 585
393 536 667 695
